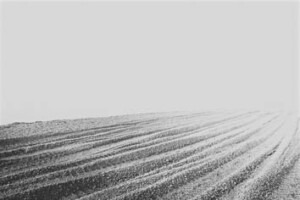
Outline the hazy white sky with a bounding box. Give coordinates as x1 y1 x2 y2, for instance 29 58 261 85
0 1 298 124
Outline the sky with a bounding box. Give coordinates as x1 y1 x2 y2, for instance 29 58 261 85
0 1 299 125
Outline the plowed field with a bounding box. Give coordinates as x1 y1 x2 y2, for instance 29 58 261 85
0 111 299 200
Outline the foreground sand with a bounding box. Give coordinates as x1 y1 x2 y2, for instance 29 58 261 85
0 111 299 200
